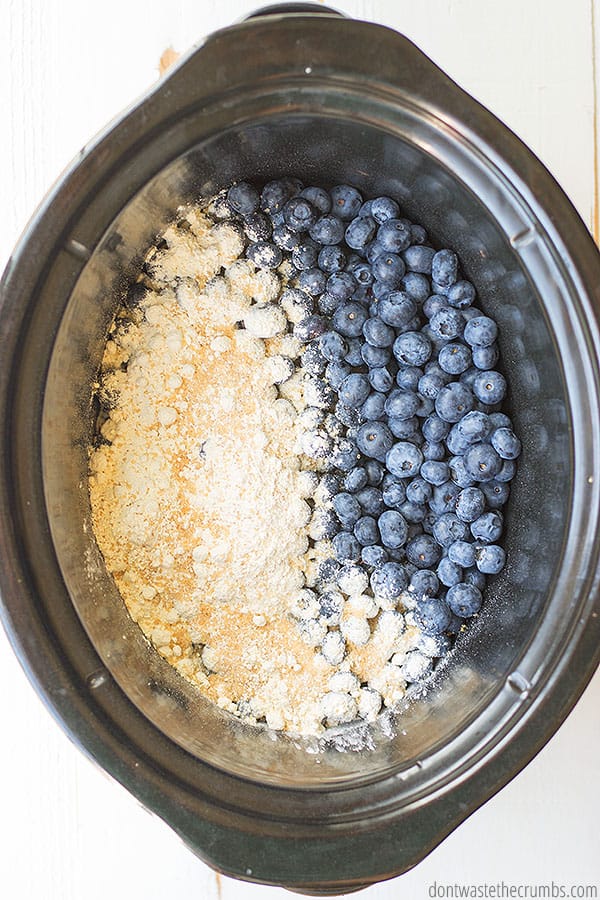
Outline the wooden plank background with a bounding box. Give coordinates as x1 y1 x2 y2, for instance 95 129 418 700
0 1 598 897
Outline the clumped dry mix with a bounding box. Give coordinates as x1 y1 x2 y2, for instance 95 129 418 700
89 179 520 737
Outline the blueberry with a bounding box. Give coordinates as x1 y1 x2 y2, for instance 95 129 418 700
319 330 348 362
318 591 344 625
332 532 362 562
330 184 363 220
243 211 272 242
344 467 368 493
323 413 345 439
446 583 482 617
356 421 394 461
361 391 386 421
272 223 300 251
318 245 346 273
435 382 475 423
460 366 482 390
400 272 431 302
447 280 476 309
309 214 346 245
246 241 282 269
413 598 452 634
420 460 450 486
393 332 432 367
447 540 477 567
472 370 507 404
372 253 406 288
331 492 360 527
476 544 506 574
378 510 409 549
472 344 499 370
371 196 400 223
338 373 370 408
301 343 327 374
402 245 435 274
418 372 446 400
423 295 449 319
456 410 492 444
308 507 340 540
432 513 469 547
437 556 463 587
464 316 498 348
481 480 510 508
365 460 384 485
489 412 511 429
300 186 331 214
298 267 327 296
445 425 472 456
464 566 486 590
406 533 442 568
327 272 356 302
333 301 369 338
344 336 365 365
280 287 313 322
399 500 427 523
227 181 260 217
449 455 476 488
370 562 408 599
361 343 390 368
386 442 424 478
292 239 319 270
283 196 318 232
362 544 389 567
464 443 502 482
365 240 386 265
345 215 378 250
368 366 394 393
496 459 517 483
395 366 423 391
388 416 420 440
430 481 461 515
356 486 386 516
385 389 420 419
354 516 380 545
260 179 294 215
318 292 342 316
422 440 445 461
326 360 351 390
363 316 395 348
382 480 407 509
293 314 328 342
422 414 451 442
455 487 486 522
471 511 503 543
334 401 362 428
410 224 428 244
377 218 412 253
378 291 417 328
406 478 432 504
429 308 464 341
351 260 374 286
431 249 458 287
438 343 472 375
491 427 522 460
409 569 439 599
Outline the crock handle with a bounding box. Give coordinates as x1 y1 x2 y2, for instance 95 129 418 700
244 3 346 19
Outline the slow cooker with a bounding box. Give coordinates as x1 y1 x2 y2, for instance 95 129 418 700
1 5 600 894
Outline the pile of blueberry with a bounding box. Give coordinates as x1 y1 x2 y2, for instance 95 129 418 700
219 177 521 692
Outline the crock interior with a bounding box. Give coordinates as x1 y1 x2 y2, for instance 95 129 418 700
42 116 569 787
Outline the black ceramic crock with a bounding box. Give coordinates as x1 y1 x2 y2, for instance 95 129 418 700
1 6 600 895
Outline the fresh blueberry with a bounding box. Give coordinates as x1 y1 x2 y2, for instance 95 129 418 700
447 540 477 568
406 533 442 568
293 314 328 342
292 239 319 270
378 291 417 328
356 421 395 461
421 440 446 461
384 389 419 419
446 583 482 617
371 196 400 223
472 344 499 370
447 280 476 309
227 181 260 217
318 245 346 273
365 459 384 485
365 240 386 265
243 211 272 242
332 492 362 528
472 370 507 404
435 382 475 423
402 245 435 274
388 416 420 440
496 459 517 482
432 513 469 547
428 307 464 341
460 366 482 390
300 186 331 214
393 331 432 367
356 486 386 516
330 184 363 220
438 343 472 375
338 373 371 407
368 366 395 393
351 260 374 286
377 218 412 253
418 372 446 400
318 292 341 316
422 414 451 442
423 295 449 319
272 223 300 251
363 316 395 348
409 569 439 598
445 425 472 456
362 544 389 567
430 481 461 515
372 253 406 288
361 343 390 368
382 480 407 508
345 215 378 250
476 544 506 574
378 510 409 549
406 478 432 504
400 272 430 302
464 315 498 348
413 598 452 634
489 412 512 430
370 561 408 599
361 391 387 421
449 455 476 488
481 480 510 509
471 511 503 543
464 443 502 482
386 442 424 478
327 272 356 302
395 366 423 391
432 249 459 287
331 438 361 471
332 532 362 562
298 267 327 296
246 241 282 269
455 487 486 522
319 330 348 361
457 410 492 444
326 360 351 390
260 179 295 215
333 301 369 338
410 224 428 244
420 460 450 486
344 467 368 493
464 566 486 590
344 336 366 365
491 427 522 460
284 197 318 233
301 343 327 375
354 516 380 545
399 501 427 523
309 214 346 245
437 556 463 587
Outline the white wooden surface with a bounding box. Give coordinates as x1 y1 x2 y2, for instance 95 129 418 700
1 1 599 896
